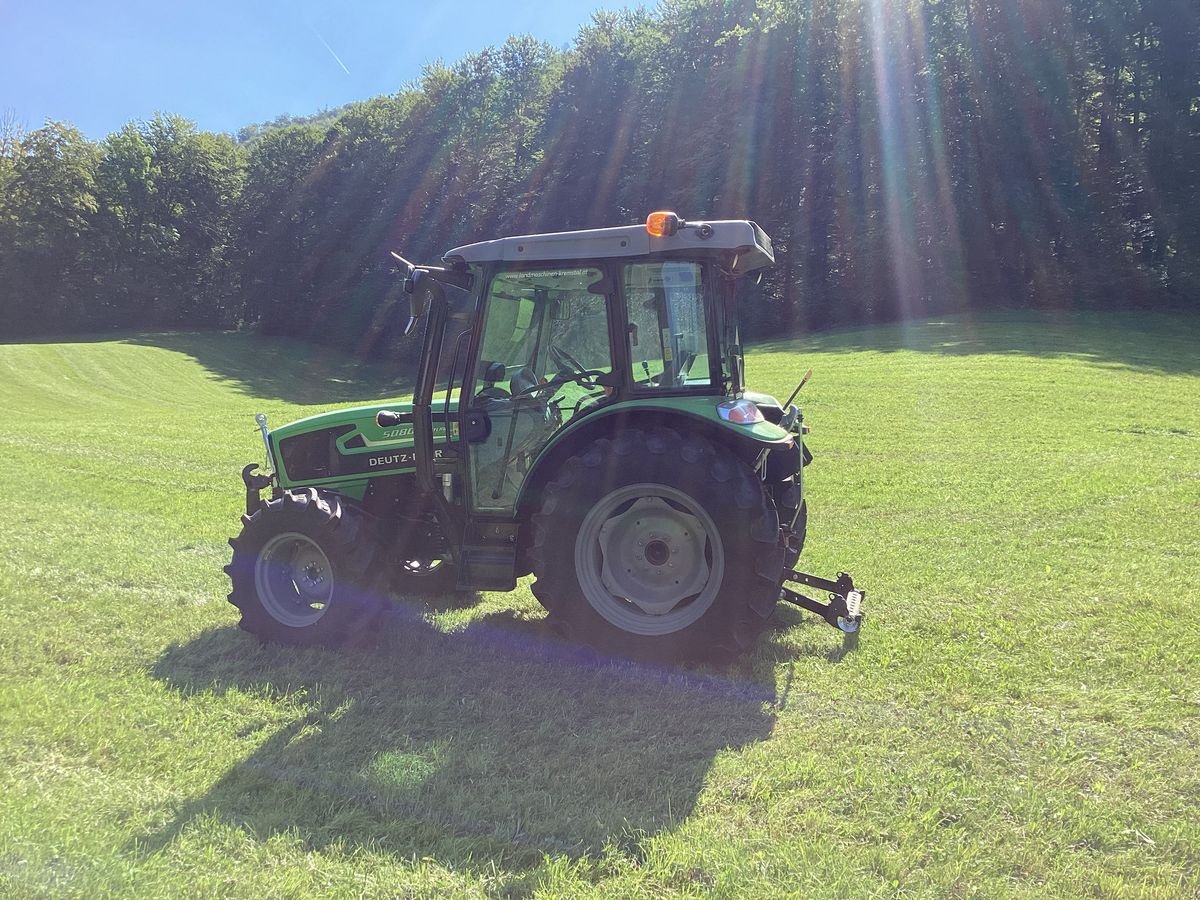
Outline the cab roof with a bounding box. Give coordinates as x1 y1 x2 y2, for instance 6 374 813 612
443 218 774 274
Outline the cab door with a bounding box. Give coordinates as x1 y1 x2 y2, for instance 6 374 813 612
463 265 615 513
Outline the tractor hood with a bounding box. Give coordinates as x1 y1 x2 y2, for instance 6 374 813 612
267 400 460 490
271 400 418 444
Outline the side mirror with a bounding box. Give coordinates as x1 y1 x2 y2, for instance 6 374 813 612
404 270 431 337
390 250 472 338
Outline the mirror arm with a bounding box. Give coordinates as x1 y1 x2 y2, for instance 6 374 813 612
393 252 474 337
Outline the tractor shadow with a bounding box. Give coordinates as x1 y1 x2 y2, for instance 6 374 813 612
123 331 412 405
144 602 781 871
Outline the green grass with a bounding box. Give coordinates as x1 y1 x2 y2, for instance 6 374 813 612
1 311 1198 897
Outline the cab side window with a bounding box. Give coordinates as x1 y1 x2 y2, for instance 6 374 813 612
624 261 710 389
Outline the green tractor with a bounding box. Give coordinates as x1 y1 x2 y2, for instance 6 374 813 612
227 212 864 663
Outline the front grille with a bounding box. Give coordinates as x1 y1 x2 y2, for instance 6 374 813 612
279 425 354 481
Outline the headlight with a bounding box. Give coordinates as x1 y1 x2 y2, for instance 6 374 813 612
716 399 764 425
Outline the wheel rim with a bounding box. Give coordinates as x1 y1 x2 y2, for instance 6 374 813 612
254 532 334 627
575 483 724 636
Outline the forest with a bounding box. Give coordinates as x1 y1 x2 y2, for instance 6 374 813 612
1 0 1196 357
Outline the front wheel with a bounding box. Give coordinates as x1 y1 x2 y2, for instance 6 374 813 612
530 428 783 663
226 489 385 646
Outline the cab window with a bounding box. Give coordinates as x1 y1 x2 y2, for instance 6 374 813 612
468 266 613 511
624 261 711 389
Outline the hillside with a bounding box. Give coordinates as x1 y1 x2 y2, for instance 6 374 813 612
0 311 1197 896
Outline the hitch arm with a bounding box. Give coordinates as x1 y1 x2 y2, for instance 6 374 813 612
779 570 865 634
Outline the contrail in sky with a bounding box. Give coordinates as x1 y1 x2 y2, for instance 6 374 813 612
309 25 350 75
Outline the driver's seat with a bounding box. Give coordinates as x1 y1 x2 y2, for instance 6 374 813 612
509 365 539 397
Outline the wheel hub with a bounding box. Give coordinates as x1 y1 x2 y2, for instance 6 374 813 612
643 539 671 566
302 561 325 587
597 495 711 616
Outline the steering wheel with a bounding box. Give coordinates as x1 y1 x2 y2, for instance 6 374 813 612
549 344 595 387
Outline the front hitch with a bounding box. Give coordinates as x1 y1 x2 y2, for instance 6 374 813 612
241 463 273 517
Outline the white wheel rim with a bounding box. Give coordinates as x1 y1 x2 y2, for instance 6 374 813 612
575 483 724 636
254 531 333 627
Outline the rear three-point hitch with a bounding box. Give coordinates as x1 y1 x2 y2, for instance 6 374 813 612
779 570 865 635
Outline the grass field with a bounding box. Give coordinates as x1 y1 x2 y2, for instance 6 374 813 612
1 311 1198 897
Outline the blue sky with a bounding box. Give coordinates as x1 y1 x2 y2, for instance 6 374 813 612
2 0 622 140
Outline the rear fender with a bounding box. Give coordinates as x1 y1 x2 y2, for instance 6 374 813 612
515 397 791 522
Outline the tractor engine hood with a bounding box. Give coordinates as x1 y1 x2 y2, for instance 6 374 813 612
266 400 460 488
270 401 420 444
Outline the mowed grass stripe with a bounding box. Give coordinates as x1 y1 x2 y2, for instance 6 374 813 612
0 312 1197 897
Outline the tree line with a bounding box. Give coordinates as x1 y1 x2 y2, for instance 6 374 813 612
1 0 1196 354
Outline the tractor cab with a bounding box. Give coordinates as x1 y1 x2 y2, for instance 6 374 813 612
428 214 775 517
441 225 768 513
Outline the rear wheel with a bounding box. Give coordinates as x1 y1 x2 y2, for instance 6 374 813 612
226 489 385 646
530 427 783 663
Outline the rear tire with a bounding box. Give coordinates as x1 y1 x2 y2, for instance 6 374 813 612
226 489 385 646
530 427 783 664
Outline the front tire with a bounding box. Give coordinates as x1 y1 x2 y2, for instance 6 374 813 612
226 489 385 646
530 428 783 664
